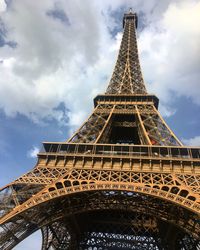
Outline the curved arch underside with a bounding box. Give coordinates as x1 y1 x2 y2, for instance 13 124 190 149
2 170 200 225
1 189 200 249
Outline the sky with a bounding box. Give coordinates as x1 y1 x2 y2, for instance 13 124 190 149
0 0 200 248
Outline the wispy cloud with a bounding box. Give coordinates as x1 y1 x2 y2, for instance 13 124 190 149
27 146 39 158
183 135 200 146
0 0 199 127
0 0 6 12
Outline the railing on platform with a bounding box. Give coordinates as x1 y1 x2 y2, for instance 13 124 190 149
39 142 200 160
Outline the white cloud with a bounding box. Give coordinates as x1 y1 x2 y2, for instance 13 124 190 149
0 0 6 12
158 104 176 118
139 0 200 108
27 146 40 158
0 0 118 125
0 0 199 126
183 136 200 146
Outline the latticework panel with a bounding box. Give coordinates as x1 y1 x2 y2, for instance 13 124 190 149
0 219 38 250
41 222 72 250
79 211 162 250
68 105 111 143
0 165 73 218
106 12 147 94
139 105 182 146
176 174 200 193
68 102 182 146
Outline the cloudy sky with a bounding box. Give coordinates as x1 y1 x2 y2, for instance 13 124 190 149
0 0 200 248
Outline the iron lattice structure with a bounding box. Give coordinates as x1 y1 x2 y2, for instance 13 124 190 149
0 10 200 250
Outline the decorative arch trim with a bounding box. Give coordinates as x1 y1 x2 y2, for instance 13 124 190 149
2 182 200 224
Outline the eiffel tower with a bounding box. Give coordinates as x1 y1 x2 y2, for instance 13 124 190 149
0 9 200 250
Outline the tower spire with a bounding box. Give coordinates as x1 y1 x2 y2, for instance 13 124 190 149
106 10 147 94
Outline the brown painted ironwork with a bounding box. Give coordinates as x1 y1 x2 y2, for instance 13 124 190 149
0 9 200 250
